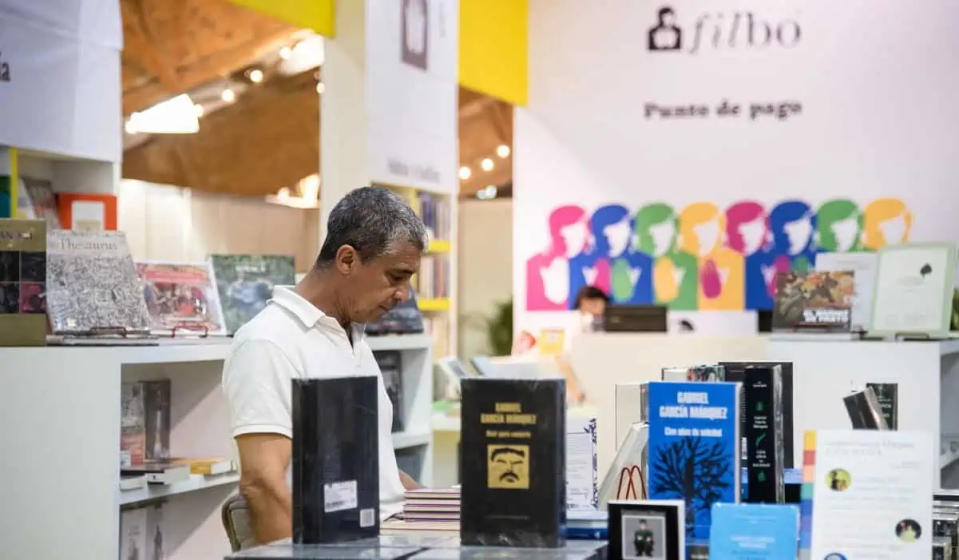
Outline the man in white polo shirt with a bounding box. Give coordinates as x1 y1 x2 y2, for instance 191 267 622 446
223 187 425 545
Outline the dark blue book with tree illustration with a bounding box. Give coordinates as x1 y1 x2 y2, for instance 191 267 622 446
646 381 741 551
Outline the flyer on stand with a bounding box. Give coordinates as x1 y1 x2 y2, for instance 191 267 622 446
870 243 956 337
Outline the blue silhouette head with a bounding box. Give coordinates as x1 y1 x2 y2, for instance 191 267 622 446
590 204 633 258
769 200 816 256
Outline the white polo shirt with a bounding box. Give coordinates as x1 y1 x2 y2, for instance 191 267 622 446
222 286 406 509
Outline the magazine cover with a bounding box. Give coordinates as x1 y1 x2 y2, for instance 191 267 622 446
46 230 150 335
210 254 295 335
773 271 855 332
136 261 226 335
0 219 47 346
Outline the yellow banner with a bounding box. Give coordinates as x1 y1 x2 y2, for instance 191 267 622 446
230 0 335 37
459 0 528 105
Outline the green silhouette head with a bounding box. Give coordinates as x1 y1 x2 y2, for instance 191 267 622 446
634 203 677 257
816 199 862 252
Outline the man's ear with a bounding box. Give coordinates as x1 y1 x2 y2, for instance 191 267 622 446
335 245 359 275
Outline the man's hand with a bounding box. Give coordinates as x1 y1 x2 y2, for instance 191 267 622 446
236 433 293 545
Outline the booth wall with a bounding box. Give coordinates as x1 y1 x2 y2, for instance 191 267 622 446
514 0 959 334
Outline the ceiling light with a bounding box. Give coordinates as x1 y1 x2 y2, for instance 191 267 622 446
316 82 325 94
477 185 498 200
125 94 199 134
194 104 204 118
481 158 494 172
221 88 236 103
279 46 293 60
496 144 511 158
248 69 264 83
458 166 472 180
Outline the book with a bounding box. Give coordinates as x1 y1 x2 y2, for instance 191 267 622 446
120 507 148 560
145 502 165 560
599 422 649 507
815 252 877 333
608 500 684 560
136 261 226 336
374 351 404 433
801 430 933 559
121 461 190 485
121 382 146 467
843 387 888 430
460 377 566 547
721 362 795 469
56 192 117 231
380 518 459 534
646 381 741 548
142 380 171 461
567 417 598 509
866 382 898 430
662 364 726 382
709 503 799 559
404 488 460 501
292 376 379 543
209 254 295 334
773 270 855 332
46 230 150 335
21 177 60 230
170 457 235 476
0 218 47 346
736 365 785 504
120 475 147 491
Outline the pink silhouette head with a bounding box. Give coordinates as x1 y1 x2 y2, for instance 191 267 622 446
548 205 589 258
726 201 768 256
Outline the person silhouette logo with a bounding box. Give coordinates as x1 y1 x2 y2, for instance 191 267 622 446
648 7 682 51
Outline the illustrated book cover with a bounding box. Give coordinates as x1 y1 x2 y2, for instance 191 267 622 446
136 261 226 336
460 377 566 547
773 271 854 332
209 254 295 335
646 381 741 548
0 218 47 346
709 503 799 559
292 376 379 543
46 230 150 335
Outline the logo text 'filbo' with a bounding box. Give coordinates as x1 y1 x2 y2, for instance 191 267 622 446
648 6 800 54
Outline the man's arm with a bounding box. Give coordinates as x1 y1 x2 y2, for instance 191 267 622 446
399 469 423 490
236 433 292 545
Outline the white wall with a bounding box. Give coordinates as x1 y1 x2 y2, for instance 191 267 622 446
514 0 959 334
457 198 513 359
118 180 320 272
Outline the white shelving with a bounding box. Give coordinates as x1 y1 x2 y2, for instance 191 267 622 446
120 473 241 507
368 333 433 351
392 429 432 449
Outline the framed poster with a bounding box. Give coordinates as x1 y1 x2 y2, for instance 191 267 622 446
869 243 956 338
608 500 684 560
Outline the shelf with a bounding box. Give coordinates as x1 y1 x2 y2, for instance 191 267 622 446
367 333 433 352
0 338 233 365
392 430 432 449
119 473 240 506
426 240 452 254
431 413 461 433
418 298 451 312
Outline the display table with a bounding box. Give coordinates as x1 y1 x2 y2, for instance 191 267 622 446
226 536 608 560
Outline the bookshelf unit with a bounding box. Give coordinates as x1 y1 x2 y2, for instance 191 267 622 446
0 334 433 560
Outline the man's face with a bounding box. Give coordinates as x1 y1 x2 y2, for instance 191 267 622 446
342 241 421 324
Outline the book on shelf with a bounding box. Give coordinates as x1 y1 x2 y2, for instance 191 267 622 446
773 270 855 332
661 364 726 382
373 350 404 433
121 382 146 467
120 474 147 491
121 461 190 485
721 361 795 469
380 518 459 534
405 488 460 501
0 218 47 346
415 255 450 300
866 382 898 430
460 377 566 548
170 457 235 476
736 365 786 504
143 380 171 461
136 261 227 336
56 192 117 231
646 381 741 549
292 376 379 543
21 177 60 230
801 430 932 559
46 230 151 336
567 417 598 510
709 503 799 559
815 252 878 333
843 386 888 430
417 191 451 241
121 502 165 560
209 254 295 335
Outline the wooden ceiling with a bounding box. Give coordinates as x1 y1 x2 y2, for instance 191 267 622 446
120 0 512 198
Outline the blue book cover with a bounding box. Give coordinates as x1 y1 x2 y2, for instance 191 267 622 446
647 381 741 546
709 503 799 559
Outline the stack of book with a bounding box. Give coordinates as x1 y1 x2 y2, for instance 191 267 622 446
381 489 460 534
566 508 608 540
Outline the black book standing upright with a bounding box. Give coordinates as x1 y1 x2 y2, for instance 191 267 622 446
292 376 379 544
460 377 566 548
721 361 794 468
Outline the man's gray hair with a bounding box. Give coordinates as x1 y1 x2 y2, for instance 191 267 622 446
316 186 427 267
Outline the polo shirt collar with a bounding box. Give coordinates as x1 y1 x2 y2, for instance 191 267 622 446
270 286 366 340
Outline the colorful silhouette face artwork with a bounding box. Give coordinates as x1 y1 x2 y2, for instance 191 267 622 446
526 198 911 311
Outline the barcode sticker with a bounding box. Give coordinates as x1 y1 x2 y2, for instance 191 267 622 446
360 508 376 528
323 480 358 513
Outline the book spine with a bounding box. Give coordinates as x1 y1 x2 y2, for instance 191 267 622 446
742 367 785 503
